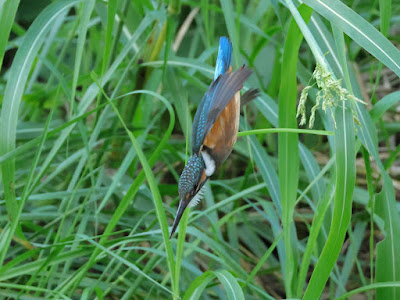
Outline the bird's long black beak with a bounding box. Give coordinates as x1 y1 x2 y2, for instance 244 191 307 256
169 200 188 239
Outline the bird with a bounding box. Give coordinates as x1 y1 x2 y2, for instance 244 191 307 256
170 37 258 238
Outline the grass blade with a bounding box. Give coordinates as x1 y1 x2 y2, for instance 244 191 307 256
69 0 95 116
238 128 333 136
303 104 356 299
370 91 400 122
375 176 400 299
214 270 245 300
0 0 20 72
219 0 239 66
278 4 312 296
303 0 400 77
0 0 81 265
183 271 215 300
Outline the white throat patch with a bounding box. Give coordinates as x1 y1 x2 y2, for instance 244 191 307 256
201 151 215 176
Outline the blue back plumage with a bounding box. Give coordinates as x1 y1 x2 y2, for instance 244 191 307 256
214 37 232 80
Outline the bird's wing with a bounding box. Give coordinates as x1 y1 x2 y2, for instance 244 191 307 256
192 67 252 154
214 37 232 80
240 88 260 107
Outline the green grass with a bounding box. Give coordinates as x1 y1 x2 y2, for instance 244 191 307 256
0 0 400 299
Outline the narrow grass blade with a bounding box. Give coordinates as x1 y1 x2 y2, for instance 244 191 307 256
101 0 117 75
0 0 20 72
375 177 400 299
336 282 400 300
303 0 400 77
0 109 53 268
0 0 81 265
303 105 356 300
238 128 333 136
96 86 177 294
0 283 69 299
174 207 190 296
296 179 335 296
219 0 239 66
307 14 400 298
69 0 95 116
298 144 326 203
370 91 400 122
79 234 176 297
278 4 312 296
335 222 367 297
379 0 391 36
243 232 283 288
246 135 280 212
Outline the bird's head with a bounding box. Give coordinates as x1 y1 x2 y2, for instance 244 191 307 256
170 155 208 238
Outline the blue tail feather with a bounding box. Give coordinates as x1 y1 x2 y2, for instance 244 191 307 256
214 37 232 80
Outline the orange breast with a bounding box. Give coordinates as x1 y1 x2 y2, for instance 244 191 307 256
203 91 240 166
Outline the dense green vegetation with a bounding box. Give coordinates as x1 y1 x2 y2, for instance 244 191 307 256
0 0 399 299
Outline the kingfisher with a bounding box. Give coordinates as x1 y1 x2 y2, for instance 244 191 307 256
170 37 258 238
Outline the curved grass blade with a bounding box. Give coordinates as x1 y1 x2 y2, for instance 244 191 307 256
183 269 245 300
336 282 400 300
0 0 81 266
0 0 20 72
183 271 215 300
214 270 245 300
306 11 400 298
370 91 400 122
94 86 177 294
296 179 335 296
303 105 356 300
56 92 175 295
303 0 400 77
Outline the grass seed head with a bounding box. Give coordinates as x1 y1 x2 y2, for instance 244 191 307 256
297 62 366 128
